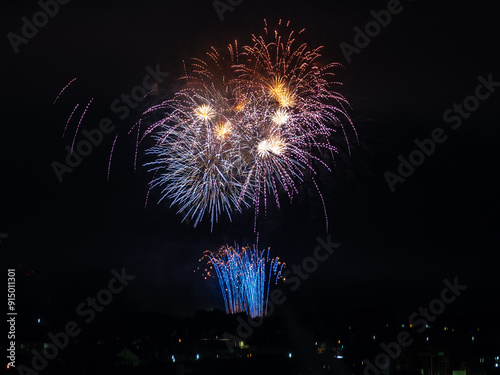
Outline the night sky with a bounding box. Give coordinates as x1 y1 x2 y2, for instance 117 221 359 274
1 0 498 323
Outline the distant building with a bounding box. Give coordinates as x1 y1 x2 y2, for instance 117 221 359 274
116 347 141 367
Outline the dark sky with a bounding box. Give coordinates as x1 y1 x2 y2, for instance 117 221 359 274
1 0 498 321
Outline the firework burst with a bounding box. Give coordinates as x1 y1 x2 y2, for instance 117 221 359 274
142 20 356 229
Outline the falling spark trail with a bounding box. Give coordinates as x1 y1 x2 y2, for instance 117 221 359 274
71 98 94 153
107 134 119 181
63 104 79 137
53 77 77 104
312 177 328 232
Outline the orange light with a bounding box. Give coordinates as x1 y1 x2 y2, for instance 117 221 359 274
268 77 296 107
215 122 231 138
234 100 245 112
178 338 182 343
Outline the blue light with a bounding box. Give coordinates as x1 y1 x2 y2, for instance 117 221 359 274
204 245 284 318
196 354 199 360
289 352 292 358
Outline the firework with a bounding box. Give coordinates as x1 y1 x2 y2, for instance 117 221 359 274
200 244 285 318
53 77 77 104
145 86 251 227
142 20 356 229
